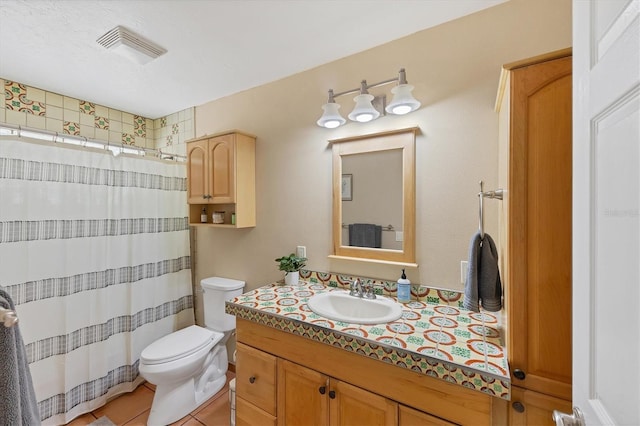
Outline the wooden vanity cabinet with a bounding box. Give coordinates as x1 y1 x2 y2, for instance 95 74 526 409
235 318 498 426
497 49 573 422
186 130 256 228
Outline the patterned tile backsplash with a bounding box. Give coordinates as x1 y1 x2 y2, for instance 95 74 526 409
1 78 194 156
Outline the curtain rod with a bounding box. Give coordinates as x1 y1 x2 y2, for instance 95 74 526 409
0 123 186 162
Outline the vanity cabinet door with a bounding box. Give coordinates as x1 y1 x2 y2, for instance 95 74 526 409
277 359 329 425
330 379 397 426
507 386 572 426
236 343 277 416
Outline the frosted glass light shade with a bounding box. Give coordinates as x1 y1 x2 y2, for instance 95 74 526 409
317 102 346 128
348 94 380 123
385 84 421 115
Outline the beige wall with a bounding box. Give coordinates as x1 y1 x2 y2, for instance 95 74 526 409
192 0 572 316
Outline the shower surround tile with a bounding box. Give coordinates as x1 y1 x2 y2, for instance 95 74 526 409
134 115 146 137
153 107 195 152
95 116 109 130
80 100 96 115
4 81 46 115
63 121 80 135
0 78 181 151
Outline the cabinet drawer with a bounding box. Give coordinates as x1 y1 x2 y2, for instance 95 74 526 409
236 342 277 415
236 396 276 426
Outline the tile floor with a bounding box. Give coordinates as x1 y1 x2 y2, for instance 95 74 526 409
65 371 234 426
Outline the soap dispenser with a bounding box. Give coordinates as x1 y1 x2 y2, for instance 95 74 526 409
397 269 411 303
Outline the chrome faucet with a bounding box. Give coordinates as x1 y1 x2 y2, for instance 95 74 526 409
349 279 377 299
349 279 363 297
363 283 377 300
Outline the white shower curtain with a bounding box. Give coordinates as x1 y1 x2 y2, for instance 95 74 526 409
0 137 194 425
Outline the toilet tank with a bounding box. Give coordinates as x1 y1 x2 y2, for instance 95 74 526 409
201 277 245 332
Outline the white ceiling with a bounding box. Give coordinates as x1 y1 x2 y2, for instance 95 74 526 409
0 0 506 119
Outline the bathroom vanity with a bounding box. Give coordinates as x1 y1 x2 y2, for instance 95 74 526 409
226 272 510 425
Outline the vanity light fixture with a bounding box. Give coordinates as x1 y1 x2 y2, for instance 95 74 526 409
316 90 346 129
317 68 420 128
347 81 380 123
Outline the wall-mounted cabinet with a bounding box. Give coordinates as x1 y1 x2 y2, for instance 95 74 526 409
186 130 256 228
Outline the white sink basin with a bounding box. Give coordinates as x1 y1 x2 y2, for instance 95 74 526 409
307 291 403 325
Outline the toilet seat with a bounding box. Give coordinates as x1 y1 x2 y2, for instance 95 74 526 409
141 325 223 365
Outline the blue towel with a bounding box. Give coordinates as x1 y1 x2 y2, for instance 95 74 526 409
462 231 503 312
0 288 41 425
348 223 382 248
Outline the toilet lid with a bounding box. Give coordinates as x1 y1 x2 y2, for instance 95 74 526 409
141 325 223 365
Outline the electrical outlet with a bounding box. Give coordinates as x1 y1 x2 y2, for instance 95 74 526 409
395 231 403 242
460 261 469 284
296 246 306 258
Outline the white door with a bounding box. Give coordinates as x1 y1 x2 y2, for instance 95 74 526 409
572 0 639 425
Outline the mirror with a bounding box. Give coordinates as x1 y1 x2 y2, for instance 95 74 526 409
330 128 417 265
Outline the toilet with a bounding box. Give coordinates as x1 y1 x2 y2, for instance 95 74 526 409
139 277 245 426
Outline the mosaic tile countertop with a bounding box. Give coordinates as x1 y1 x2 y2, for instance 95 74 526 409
226 271 510 400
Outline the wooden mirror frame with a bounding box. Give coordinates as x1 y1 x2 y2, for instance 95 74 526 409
329 127 418 266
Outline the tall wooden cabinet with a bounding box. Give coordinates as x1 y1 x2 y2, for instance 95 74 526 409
186 130 256 228
497 49 573 424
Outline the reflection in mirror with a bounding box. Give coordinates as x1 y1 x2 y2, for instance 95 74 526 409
341 150 403 250
330 127 417 266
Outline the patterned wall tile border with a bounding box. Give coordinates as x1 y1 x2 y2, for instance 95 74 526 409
80 101 95 115
2 78 158 148
153 107 194 156
299 269 465 308
5 81 46 115
63 121 80 135
226 302 509 400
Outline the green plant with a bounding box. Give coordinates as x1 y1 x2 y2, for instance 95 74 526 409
275 253 307 274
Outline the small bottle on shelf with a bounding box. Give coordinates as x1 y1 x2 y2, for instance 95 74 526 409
200 207 207 223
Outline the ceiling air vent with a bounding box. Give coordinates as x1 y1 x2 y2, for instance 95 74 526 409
97 26 167 65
